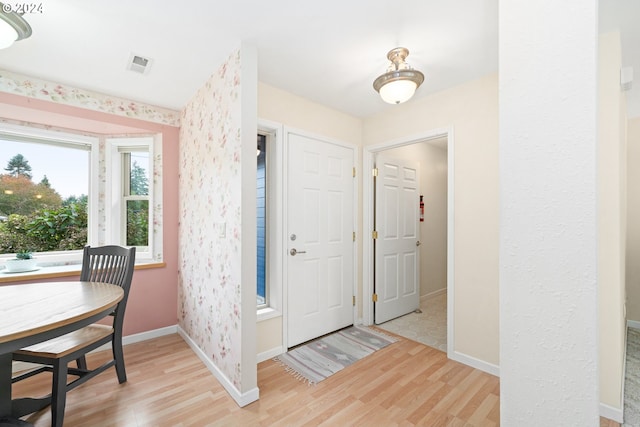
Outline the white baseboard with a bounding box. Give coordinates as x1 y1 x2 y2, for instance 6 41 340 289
420 288 446 303
600 402 623 423
177 326 259 407
91 324 178 353
450 350 500 377
123 324 178 345
257 346 284 363
628 319 640 330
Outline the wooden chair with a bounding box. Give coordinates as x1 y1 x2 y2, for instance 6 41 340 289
12 245 136 427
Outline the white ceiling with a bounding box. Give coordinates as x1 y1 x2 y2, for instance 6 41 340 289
0 0 637 119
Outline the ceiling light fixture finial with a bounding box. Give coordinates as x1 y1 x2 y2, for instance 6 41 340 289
0 2 32 49
373 47 424 105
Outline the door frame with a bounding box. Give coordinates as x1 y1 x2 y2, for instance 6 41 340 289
362 126 455 358
282 126 359 349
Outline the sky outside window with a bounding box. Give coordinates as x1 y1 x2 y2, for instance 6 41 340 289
1 139 89 198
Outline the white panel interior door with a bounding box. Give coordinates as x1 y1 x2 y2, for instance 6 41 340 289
287 133 354 347
374 155 420 324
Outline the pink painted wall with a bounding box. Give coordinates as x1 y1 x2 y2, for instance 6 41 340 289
0 93 180 336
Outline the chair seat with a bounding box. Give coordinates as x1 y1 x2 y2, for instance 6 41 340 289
15 324 114 359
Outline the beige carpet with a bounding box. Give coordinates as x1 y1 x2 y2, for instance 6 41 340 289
377 291 447 352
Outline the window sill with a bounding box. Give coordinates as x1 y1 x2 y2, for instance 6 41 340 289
257 307 281 322
0 261 166 284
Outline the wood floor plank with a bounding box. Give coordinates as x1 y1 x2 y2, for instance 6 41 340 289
10 332 619 426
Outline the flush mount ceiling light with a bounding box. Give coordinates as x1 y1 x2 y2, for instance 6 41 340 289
0 2 32 49
373 47 424 105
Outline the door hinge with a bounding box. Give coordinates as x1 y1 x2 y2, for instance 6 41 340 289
372 168 378 177
352 295 356 306
353 167 356 177
372 230 378 239
353 231 356 242
372 293 378 302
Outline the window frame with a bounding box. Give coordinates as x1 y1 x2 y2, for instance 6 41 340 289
0 122 98 266
256 119 283 321
0 123 163 270
122 151 151 248
106 136 157 262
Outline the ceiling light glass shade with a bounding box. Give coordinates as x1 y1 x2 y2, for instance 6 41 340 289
373 47 424 105
0 20 17 49
0 3 32 49
378 77 419 105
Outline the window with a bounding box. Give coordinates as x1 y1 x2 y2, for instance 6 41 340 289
123 150 150 248
0 124 95 263
0 123 162 269
106 137 159 261
256 119 283 320
257 134 267 307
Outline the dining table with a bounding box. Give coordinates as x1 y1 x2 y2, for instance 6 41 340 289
0 281 124 426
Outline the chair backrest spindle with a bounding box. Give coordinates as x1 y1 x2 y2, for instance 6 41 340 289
80 246 136 322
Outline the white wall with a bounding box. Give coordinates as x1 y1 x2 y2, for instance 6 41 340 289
384 140 448 297
499 2 599 425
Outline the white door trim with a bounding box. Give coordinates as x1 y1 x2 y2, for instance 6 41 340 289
282 126 358 349
363 126 455 359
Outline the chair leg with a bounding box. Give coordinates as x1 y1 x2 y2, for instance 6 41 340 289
112 340 127 384
76 355 87 370
51 360 68 427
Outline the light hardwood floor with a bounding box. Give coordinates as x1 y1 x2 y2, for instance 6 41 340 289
12 332 619 426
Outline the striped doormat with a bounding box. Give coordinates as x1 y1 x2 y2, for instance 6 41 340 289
274 325 398 384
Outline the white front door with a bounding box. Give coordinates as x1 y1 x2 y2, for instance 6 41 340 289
374 154 420 324
287 132 355 347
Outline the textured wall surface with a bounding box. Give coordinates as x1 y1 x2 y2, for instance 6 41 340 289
499 1 599 425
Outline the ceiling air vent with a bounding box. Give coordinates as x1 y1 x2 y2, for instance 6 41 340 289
127 53 153 75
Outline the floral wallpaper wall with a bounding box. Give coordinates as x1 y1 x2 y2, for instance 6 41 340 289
178 49 244 390
0 69 180 126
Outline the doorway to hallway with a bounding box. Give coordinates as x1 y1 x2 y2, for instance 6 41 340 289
363 129 452 355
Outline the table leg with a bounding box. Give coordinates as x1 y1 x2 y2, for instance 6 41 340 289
0 354 33 426
0 353 10 417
